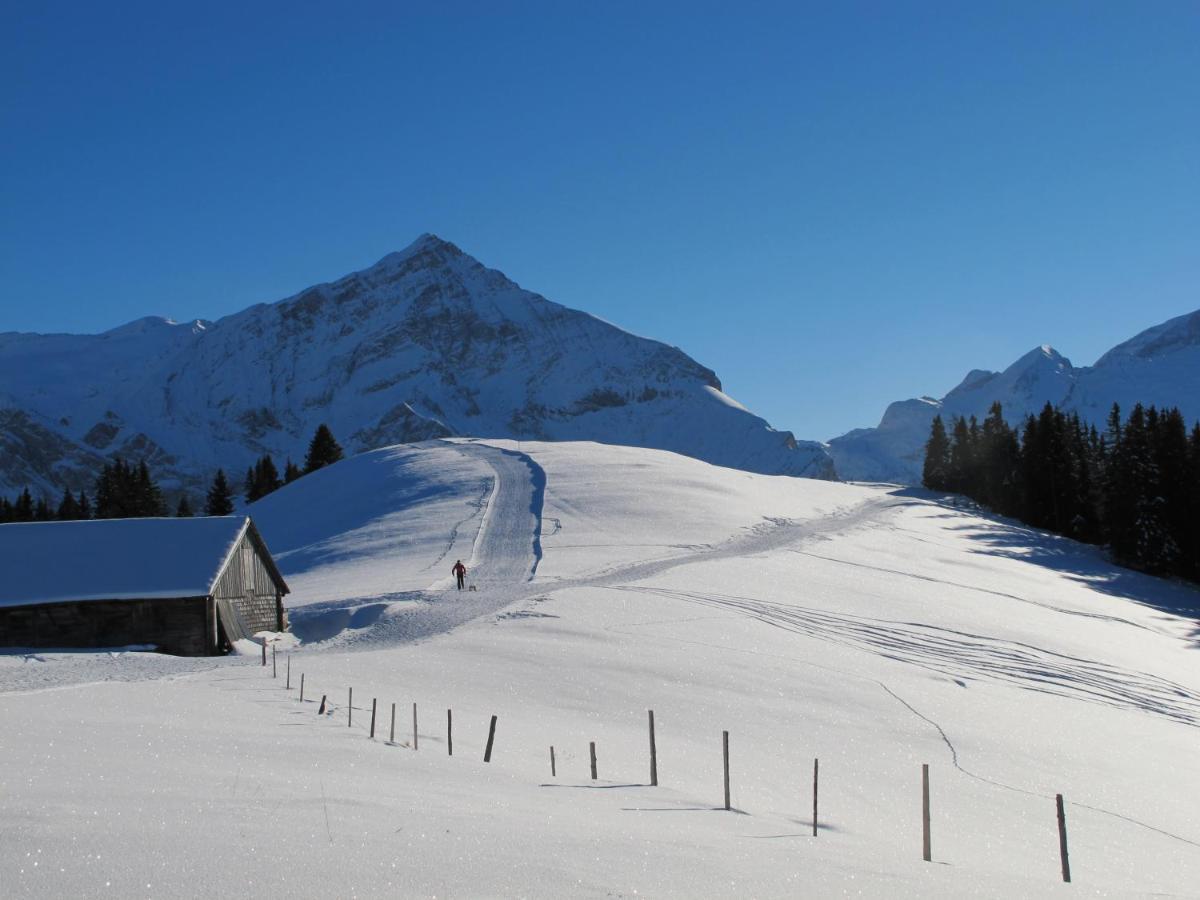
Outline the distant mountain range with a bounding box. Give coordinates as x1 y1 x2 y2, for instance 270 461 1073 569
0 235 833 498
829 309 1200 483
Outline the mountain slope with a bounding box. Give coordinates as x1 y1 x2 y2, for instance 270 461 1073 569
830 310 1200 483
0 235 833 496
4 439 1199 897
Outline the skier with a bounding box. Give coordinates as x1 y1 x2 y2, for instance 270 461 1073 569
452 559 467 591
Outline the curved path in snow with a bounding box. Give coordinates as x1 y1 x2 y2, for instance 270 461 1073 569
451 441 544 589
311 441 547 649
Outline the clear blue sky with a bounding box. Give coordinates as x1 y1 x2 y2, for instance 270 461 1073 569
2 1 1197 440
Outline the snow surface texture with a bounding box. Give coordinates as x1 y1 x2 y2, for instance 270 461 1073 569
2 439 1199 898
0 516 250 606
0 234 832 497
830 309 1200 483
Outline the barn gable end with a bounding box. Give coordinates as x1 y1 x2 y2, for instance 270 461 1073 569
209 520 288 645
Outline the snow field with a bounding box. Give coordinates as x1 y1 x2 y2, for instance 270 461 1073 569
2 438 1199 897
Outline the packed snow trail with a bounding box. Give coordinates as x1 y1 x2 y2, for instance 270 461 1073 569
288 441 545 649
452 441 544 587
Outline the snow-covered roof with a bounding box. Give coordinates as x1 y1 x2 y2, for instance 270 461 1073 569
0 516 278 608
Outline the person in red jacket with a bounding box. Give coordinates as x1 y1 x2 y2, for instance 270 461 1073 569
452 559 467 591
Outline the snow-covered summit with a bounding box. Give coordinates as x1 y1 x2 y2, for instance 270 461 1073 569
1096 308 1200 363
830 308 1200 484
0 236 833 496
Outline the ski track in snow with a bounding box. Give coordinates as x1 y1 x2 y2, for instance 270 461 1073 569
295 449 893 653
289 441 547 650
610 585 1200 727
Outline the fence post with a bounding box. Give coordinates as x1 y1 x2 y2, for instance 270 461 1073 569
723 731 731 811
1056 794 1071 883
261 641 266 666
272 645 277 678
285 655 290 689
348 687 353 728
447 709 453 756
318 695 327 715
590 741 598 780
484 715 498 762
922 764 931 862
390 703 396 743
370 698 377 739
299 673 305 702
412 703 419 750
550 746 556 777
648 710 658 786
813 758 819 836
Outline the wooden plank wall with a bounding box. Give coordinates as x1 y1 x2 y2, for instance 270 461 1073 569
0 597 210 656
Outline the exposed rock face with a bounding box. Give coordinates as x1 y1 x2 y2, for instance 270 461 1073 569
0 235 834 498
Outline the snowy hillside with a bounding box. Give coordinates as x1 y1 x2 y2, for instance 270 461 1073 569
4 439 1198 897
0 235 832 497
831 309 1200 483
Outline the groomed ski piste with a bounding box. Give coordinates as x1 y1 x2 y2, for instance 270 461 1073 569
2 438 1199 898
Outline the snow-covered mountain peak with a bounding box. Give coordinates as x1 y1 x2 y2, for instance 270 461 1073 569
1096 308 1200 364
101 316 200 338
1010 343 1069 371
0 235 834 496
830 309 1200 484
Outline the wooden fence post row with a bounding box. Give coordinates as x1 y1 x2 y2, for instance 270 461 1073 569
273 685 1075 885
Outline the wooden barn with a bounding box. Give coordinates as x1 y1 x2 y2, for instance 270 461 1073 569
0 516 289 656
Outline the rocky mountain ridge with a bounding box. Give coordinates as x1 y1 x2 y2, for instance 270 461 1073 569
0 235 834 498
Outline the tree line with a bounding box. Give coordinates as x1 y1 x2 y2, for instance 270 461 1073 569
0 424 344 523
923 402 1200 582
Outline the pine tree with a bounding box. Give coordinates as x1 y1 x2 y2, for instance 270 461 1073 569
947 417 975 493
13 488 34 522
94 461 118 518
244 455 283 503
977 403 1019 514
284 458 301 484
57 487 80 520
34 496 52 521
134 460 166 516
176 494 194 517
205 469 235 516
922 415 951 491
256 455 281 497
304 424 344 474
77 491 92 520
